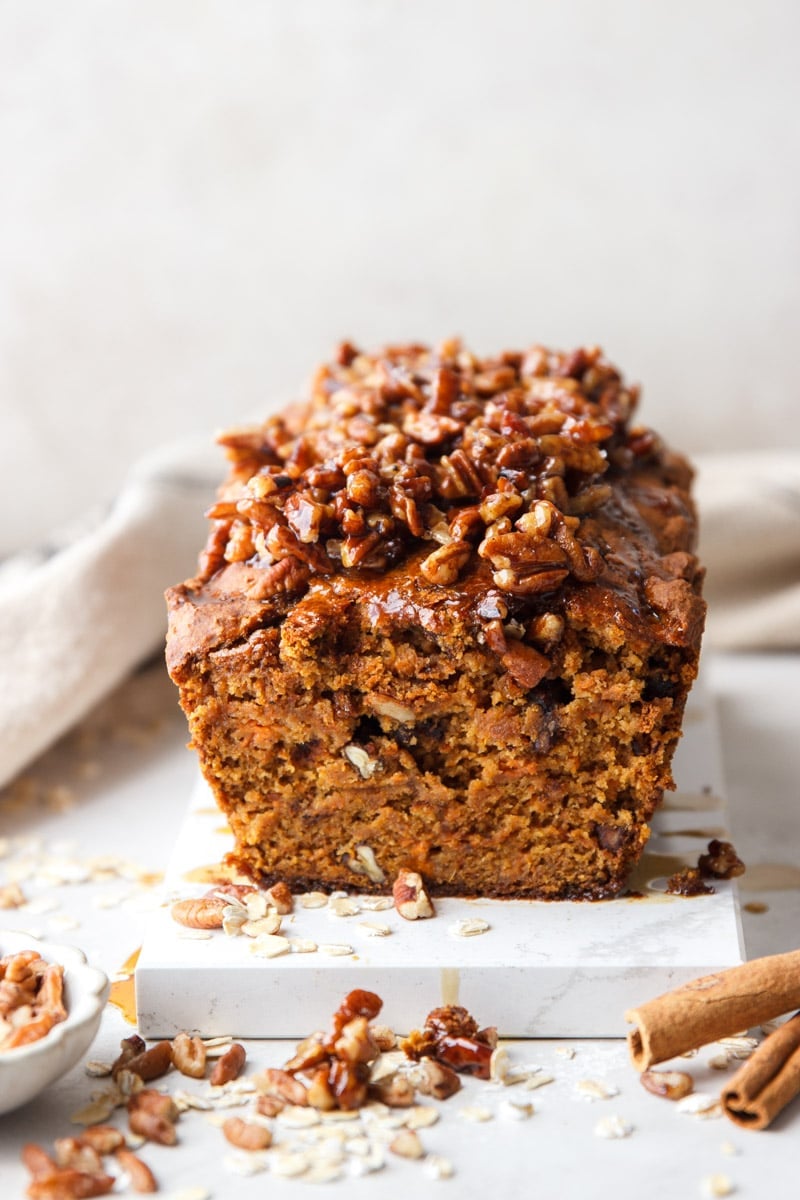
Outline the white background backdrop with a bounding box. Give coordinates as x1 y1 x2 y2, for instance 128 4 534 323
2 0 799 554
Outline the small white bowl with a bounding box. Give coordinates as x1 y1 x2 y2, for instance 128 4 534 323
0 930 109 1115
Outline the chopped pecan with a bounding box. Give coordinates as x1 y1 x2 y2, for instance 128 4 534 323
640 1070 694 1100
114 1147 157 1194
392 869 435 921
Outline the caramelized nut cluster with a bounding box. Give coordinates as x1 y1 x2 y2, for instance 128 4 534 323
203 340 646 603
259 988 384 1112
401 1005 498 1080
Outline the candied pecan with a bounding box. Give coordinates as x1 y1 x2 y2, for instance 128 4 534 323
282 1032 328 1075
222 1117 272 1151
327 1058 370 1110
698 839 745 880
426 1006 480 1039
209 1042 246 1086
419 540 471 585
306 1066 337 1111
333 1016 379 1066
435 1034 493 1079
256 1067 309 1106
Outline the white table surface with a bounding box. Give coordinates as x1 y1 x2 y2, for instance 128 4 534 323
1 651 798 1198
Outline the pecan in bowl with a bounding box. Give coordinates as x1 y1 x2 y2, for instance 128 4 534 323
0 931 109 1115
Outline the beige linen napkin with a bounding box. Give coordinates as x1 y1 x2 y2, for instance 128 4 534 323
0 438 219 789
0 446 797 790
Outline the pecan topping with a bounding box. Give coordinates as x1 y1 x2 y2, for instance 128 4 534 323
203 341 637 616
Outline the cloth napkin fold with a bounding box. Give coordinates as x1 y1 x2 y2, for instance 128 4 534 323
1 445 798 790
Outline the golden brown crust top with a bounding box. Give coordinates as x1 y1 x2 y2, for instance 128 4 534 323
166 340 705 676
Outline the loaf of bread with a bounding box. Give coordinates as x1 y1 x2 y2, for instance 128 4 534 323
166 341 705 899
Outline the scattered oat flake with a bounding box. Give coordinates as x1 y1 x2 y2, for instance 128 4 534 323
490 1046 510 1083
173 1091 214 1112
271 1151 311 1177
676 1093 723 1118
360 895 393 911
242 914 283 937
349 1147 385 1175
556 1046 576 1059
449 917 490 937
359 920 391 937
576 1078 620 1101
701 1174 735 1198
720 1141 738 1157
224 1152 268 1176
305 1162 345 1184
300 892 329 909
248 934 290 959
594 1114 634 1139
405 1106 439 1130
708 1053 732 1070
48 913 81 931
21 894 60 915
524 1071 555 1091
423 1155 455 1180
318 943 354 956
459 1105 493 1122
84 1060 112 1078
718 1036 758 1059
161 1190 212 1200
278 1106 321 1128
177 928 213 941
330 896 361 917
70 1093 118 1125
499 1099 534 1120
390 1130 425 1159
202 1035 234 1050
288 937 318 953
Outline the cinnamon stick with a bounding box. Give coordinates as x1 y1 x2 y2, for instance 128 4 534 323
722 1012 800 1130
625 949 800 1070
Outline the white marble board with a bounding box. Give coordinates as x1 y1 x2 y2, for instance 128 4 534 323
136 687 744 1038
